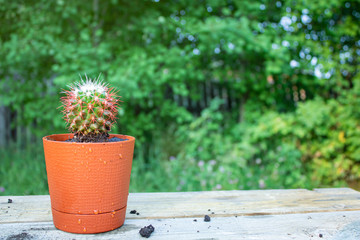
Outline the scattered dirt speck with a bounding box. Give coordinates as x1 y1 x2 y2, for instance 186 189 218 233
8 199 13 203
139 224 155 238
208 209 211 211
319 233 323 238
136 212 140 215
130 210 137 214
204 215 211 222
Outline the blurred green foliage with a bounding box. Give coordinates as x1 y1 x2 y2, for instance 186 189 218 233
0 0 360 195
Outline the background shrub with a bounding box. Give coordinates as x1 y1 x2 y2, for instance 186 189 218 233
0 0 359 195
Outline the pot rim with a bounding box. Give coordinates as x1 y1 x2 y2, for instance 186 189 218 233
43 133 135 145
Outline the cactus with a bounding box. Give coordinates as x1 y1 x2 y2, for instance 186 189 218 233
61 74 120 142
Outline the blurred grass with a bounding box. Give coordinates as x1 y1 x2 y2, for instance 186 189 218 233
0 143 177 196
0 129 354 196
0 145 353 197
0 144 48 195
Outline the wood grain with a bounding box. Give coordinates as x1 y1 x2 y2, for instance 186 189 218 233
0 211 359 240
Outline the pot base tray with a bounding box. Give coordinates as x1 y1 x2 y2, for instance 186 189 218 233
51 206 127 234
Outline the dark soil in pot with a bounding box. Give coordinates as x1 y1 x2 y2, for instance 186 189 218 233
64 136 128 143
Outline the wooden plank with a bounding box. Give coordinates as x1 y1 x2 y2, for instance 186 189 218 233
1 188 360 224
0 210 359 239
126 188 360 218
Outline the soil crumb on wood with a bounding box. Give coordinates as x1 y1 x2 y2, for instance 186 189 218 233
204 215 211 222
130 210 137 214
7 233 33 240
139 224 155 238
8 199 12 203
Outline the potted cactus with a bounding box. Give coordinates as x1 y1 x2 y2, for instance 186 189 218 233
43 75 135 234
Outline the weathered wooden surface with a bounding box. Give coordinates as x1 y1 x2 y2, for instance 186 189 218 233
1 188 360 239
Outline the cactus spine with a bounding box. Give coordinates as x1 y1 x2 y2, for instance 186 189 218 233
61 74 120 142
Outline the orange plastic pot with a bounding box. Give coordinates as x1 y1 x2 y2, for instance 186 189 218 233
43 133 135 234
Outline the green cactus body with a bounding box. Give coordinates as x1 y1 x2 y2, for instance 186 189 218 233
61 75 120 142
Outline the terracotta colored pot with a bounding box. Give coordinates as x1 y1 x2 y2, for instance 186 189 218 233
43 133 135 234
